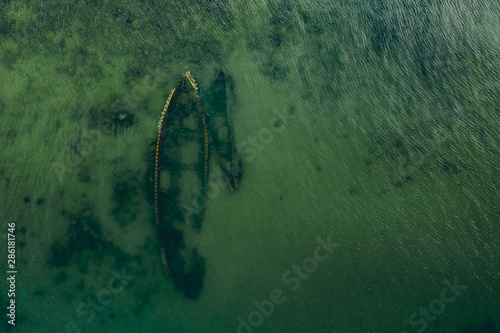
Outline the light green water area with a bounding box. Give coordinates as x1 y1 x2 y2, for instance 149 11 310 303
1 0 499 332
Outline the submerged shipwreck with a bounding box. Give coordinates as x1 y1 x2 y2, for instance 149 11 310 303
154 70 241 298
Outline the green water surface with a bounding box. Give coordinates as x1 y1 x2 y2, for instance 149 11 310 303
0 0 499 332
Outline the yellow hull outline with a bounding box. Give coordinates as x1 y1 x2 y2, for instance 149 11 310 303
154 72 209 278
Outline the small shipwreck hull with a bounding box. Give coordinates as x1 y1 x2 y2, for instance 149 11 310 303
203 68 243 191
155 72 208 298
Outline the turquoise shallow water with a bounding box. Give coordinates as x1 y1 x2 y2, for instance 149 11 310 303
1 0 499 332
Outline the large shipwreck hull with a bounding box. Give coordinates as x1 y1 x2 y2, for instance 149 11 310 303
155 72 209 299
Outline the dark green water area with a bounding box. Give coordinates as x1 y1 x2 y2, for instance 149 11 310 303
0 0 499 332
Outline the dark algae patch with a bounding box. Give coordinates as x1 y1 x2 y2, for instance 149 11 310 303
462 319 499 333
33 289 46 297
368 0 472 82
48 205 131 274
440 159 460 175
111 168 142 228
54 271 68 285
88 97 136 135
49 240 71 268
77 168 91 183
